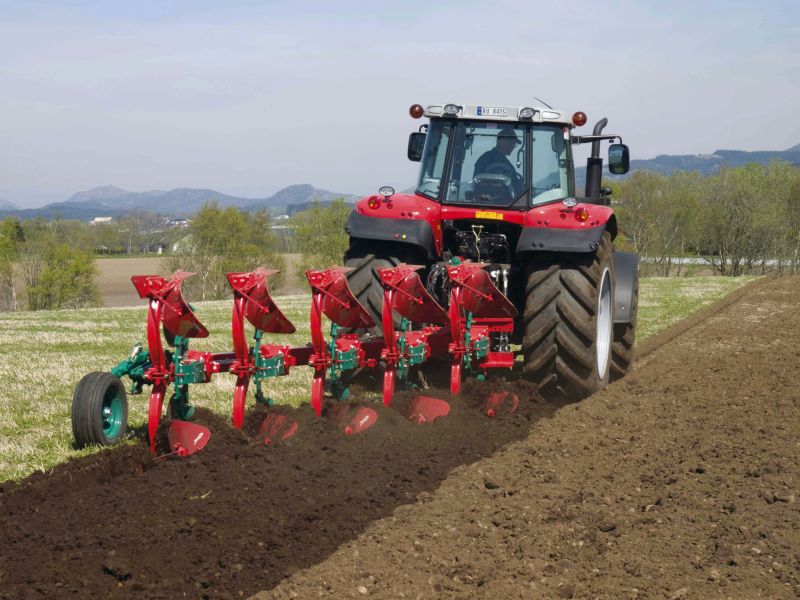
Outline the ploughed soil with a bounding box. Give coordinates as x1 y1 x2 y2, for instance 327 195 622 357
2 277 799 599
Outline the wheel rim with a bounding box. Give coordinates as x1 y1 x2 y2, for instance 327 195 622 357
101 386 124 440
596 268 612 379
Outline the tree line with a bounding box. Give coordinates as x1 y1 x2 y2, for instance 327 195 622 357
0 201 347 311
0 218 98 311
613 162 800 275
2 163 799 311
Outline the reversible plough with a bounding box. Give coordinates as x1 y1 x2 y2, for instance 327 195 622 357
72 261 522 456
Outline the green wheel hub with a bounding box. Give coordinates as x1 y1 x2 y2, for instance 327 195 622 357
101 387 124 440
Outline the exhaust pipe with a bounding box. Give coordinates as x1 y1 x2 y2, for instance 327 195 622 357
584 117 608 199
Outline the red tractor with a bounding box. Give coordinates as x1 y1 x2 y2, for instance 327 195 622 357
342 102 638 400
71 101 638 455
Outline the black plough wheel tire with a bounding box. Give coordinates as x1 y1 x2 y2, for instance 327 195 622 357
344 253 402 337
71 372 129 448
522 232 615 400
610 273 638 381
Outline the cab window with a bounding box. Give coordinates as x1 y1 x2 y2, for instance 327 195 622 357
531 125 570 205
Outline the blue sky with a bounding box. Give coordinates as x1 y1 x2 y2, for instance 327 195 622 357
1 0 798 207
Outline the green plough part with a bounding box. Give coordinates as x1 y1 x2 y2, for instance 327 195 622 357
111 344 153 395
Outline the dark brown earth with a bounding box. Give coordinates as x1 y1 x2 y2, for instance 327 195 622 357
2 277 799 599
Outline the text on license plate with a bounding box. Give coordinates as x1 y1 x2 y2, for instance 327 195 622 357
477 106 508 117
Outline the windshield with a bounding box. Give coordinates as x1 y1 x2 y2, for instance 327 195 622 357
415 120 571 207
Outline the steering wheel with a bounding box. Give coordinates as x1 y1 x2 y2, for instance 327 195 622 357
479 161 524 194
473 171 512 187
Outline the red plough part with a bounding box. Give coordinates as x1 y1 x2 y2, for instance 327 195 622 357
407 395 450 424
446 260 518 394
227 269 298 434
166 421 211 456
258 412 299 445
483 390 520 418
131 272 211 454
326 404 379 435
377 264 449 408
306 268 379 422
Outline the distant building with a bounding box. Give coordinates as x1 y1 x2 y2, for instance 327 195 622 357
89 216 113 225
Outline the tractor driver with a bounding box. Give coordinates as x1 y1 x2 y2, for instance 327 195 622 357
473 127 524 196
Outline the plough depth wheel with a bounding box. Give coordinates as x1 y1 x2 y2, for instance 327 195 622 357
71 372 129 448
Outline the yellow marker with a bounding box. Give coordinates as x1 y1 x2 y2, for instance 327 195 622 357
475 211 503 221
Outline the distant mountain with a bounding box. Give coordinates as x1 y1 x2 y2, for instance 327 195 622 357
576 143 800 187
0 197 18 211
66 185 130 204
56 186 258 215
0 184 357 220
243 184 357 212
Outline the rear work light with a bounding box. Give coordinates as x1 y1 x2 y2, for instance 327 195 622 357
409 104 424 119
443 104 460 116
572 111 587 126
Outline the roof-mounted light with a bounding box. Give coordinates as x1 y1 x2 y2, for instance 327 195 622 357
443 104 460 116
572 111 587 126
409 104 424 119
519 107 537 119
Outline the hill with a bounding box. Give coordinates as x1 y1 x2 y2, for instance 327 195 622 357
0 184 356 220
0 198 18 211
576 142 800 187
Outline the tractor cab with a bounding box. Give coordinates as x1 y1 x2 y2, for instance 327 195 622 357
407 103 629 208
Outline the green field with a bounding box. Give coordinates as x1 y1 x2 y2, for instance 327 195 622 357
0 276 755 482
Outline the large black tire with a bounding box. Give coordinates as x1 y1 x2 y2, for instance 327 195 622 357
71 372 129 448
522 232 615 400
610 273 638 380
344 253 403 337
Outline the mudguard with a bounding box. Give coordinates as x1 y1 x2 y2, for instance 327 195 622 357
516 224 608 253
613 251 639 324
344 211 436 259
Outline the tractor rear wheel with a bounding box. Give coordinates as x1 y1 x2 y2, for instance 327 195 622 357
71 372 129 448
344 253 403 337
522 232 615 400
610 273 638 380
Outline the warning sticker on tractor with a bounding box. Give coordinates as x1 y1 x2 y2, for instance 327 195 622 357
475 211 504 220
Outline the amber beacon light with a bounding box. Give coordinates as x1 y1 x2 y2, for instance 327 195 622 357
409 104 424 119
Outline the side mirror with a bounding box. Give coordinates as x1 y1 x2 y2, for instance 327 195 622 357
551 133 564 154
408 132 426 162
608 143 630 174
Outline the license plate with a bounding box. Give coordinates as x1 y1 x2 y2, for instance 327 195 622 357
477 106 508 117
475 211 504 220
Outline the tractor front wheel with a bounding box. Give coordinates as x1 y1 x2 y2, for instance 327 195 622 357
71 372 129 448
522 232 615 400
